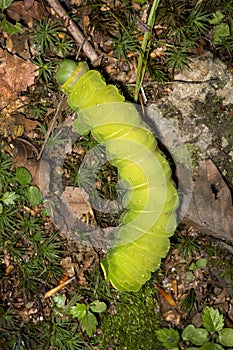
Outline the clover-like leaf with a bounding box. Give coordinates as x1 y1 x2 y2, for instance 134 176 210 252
16 167 32 186
90 300 107 313
156 328 180 349
219 328 233 347
26 186 42 206
182 324 209 346
199 342 224 350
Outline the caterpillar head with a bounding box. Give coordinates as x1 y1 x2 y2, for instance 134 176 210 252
56 59 89 94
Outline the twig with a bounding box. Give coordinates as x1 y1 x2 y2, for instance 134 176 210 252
46 0 99 65
44 276 75 298
37 97 64 160
16 137 39 159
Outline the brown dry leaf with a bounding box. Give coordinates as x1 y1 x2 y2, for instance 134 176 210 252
157 285 177 307
0 47 37 99
163 310 181 326
13 114 40 138
6 1 47 27
61 186 92 218
0 48 38 135
60 257 75 278
184 159 233 242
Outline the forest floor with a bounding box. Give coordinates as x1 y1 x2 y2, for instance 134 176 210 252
0 1 233 350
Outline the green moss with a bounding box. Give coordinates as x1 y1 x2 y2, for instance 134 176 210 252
98 281 162 350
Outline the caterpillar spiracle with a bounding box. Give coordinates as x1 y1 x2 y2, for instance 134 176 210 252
56 59 179 292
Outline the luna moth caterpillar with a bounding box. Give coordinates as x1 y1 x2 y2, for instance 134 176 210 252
56 59 179 292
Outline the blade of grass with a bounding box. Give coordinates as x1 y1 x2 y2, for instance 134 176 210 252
134 0 160 102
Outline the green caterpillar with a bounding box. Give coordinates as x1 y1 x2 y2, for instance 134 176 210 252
56 59 179 292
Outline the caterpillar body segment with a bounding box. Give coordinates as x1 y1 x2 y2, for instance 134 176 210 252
56 60 179 292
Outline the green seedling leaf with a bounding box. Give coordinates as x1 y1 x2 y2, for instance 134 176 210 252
69 303 87 321
209 11 225 25
219 328 233 347
16 167 32 185
196 258 208 269
199 342 224 350
53 294 66 308
90 300 107 313
185 271 195 283
213 23 230 44
0 203 3 214
1 18 23 34
202 307 224 332
26 186 42 206
189 262 197 270
0 0 14 11
80 311 97 337
1 191 18 205
182 324 209 345
156 328 180 348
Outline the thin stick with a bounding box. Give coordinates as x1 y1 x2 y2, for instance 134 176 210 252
46 0 99 64
44 276 75 298
37 97 64 160
134 0 160 102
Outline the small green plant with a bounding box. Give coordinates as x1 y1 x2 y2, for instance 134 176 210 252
16 166 42 206
55 34 74 56
31 17 73 57
0 151 17 190
0 152 62 282
189 258 208 271
166 45 192 73
33 55 56 83
112 25 140 61
156 306 233 349
175 235 199 258
31 18 62 53
69 300 107 337
209 10 232 44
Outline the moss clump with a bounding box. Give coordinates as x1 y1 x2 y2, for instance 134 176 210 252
98 281 162 350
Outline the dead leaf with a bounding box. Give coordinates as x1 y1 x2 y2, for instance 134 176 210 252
0 48 38 135
163 310 181 326
0 48 37 98
13 114 40 138
60 257 75 278
61 186 92 218
6 1 47 27
184 159 233 242
157 285 177 307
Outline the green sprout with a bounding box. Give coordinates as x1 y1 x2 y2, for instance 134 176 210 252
33 55 56 83
31 18 62 53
